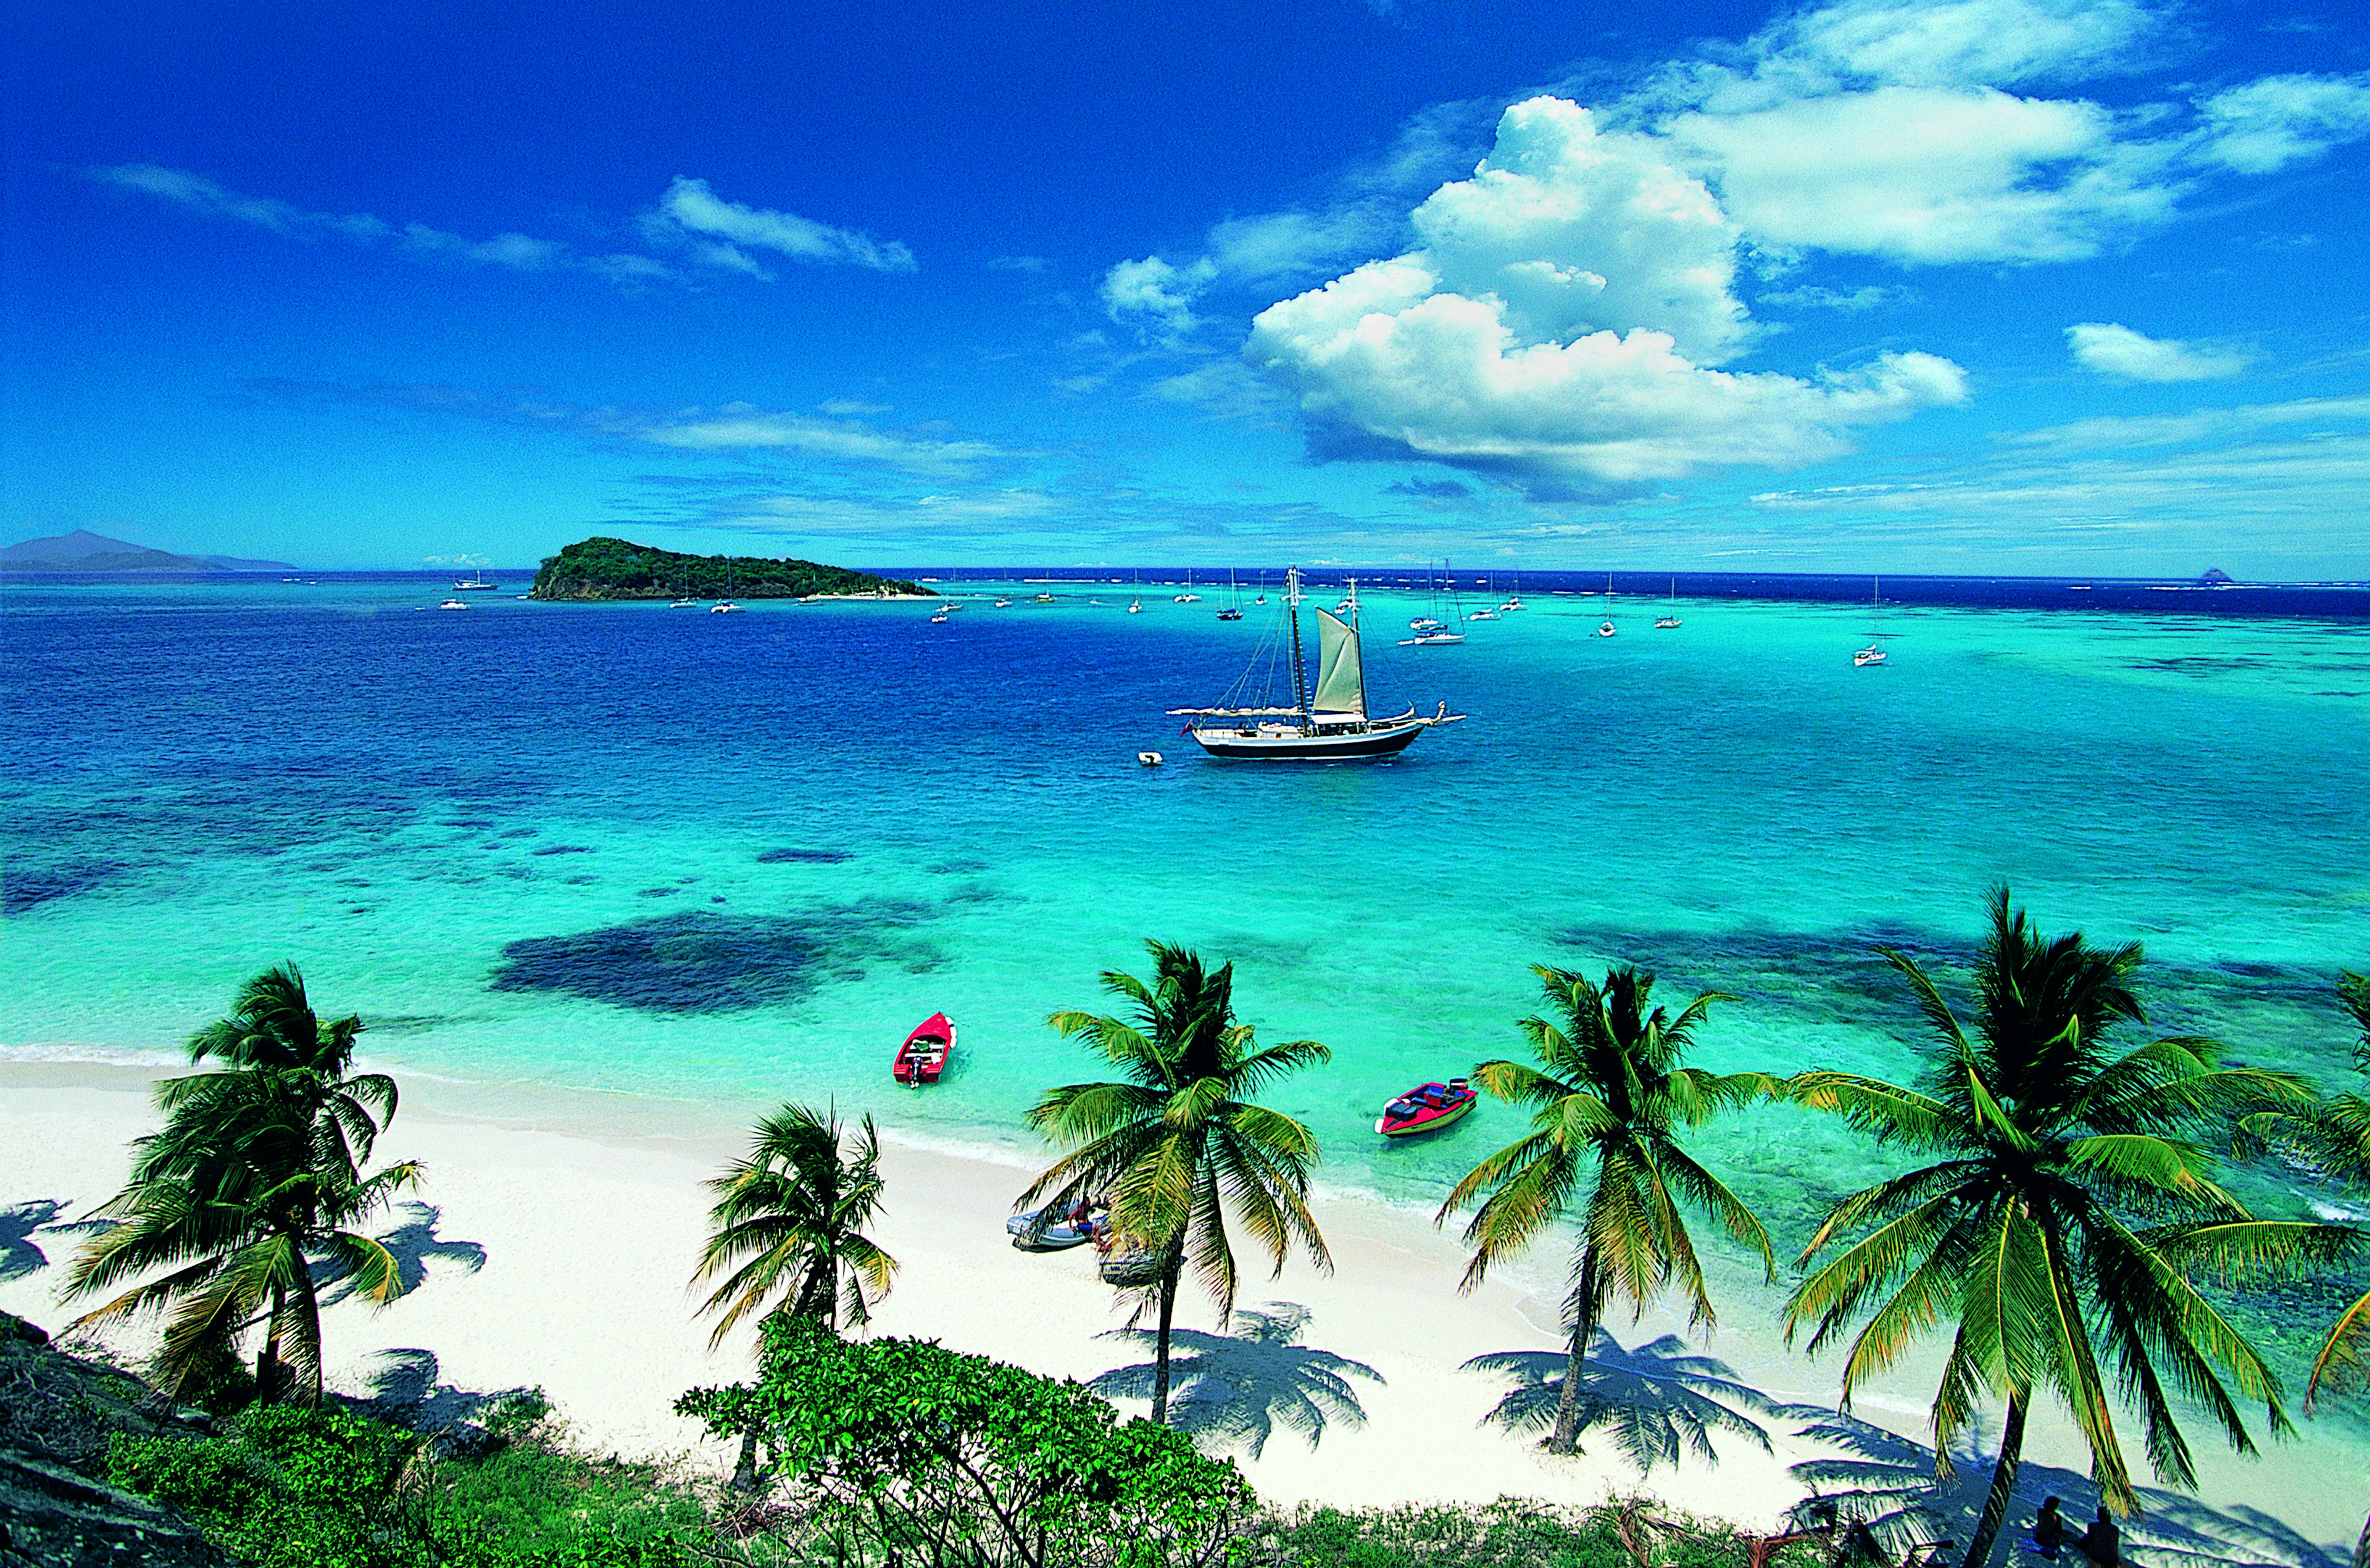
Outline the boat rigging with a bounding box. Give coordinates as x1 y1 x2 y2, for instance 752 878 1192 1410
1169 568 1465 760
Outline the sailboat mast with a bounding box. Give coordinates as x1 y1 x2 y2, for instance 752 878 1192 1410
1286 566 1310 720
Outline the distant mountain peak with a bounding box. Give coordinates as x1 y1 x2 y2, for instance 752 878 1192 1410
1 529 296 573
2197 566 2236 586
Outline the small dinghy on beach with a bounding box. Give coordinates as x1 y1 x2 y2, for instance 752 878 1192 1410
1006 1200 1105 1250
893 1012 954 1085
1376 1078 1477 1137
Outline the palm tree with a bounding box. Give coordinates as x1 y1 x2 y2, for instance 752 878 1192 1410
1021 940 1331 1425
1439 964 1779 1454
692 1101 897 1490
2219 971 2370 1568
158 962 400 1197
1786 886 2313 1568
65 966 420 1405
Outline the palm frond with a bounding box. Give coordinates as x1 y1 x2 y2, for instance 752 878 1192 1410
1788 1072 1957 1150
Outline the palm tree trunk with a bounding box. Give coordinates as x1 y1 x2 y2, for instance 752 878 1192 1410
1547 1244 1600 1454
1150 1256 1181 1425
731 1422 762 1493
290 1253 323 1405
256 1282 286 1404
1960 1394 2029 1568
2353 1509 2368 1568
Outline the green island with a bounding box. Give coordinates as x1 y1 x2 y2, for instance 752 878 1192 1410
528 536 923 601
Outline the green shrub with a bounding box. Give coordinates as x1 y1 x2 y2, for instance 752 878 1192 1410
111 1404 423 1568
1255 1499 1823 1568
109 1400 702 1568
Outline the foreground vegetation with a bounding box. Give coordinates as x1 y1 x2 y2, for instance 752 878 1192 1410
527 536 922 600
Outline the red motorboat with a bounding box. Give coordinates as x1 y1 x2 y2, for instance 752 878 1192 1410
1376 1078 1476 1137
894 1013 954 1085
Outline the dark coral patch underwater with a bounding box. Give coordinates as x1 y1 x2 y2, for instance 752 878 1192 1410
487 902 939 1014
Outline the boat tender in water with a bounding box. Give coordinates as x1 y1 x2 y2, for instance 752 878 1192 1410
1377 1079 1478 1137
894 1012 954 1084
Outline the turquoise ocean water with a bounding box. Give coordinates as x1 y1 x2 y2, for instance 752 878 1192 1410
5 570 2369 1382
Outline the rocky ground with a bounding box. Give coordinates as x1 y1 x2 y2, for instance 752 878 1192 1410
0 1311 228 1567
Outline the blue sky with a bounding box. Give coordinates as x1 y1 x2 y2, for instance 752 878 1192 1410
5 0 2368 574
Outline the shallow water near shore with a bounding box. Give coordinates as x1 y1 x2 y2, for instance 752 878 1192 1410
5 572 2369 1447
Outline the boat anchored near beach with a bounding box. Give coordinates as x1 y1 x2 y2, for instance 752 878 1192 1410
1377 1079 1477 1137
1170 568 1464 760
893 1013 954 1084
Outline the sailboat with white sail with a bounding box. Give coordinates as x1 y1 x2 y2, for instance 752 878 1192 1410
1854 577 1889 666
1171 568 1464 759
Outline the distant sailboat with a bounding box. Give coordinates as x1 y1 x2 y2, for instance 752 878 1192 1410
1500 573 1525 612
1854 578 1889 666
1594 576 1615 636
1217 567 1244 621
1171 570 1465 758
1175 567 1201 604
1655 578 1681 629
1403 557 1466 644
712 559 742 612
451 571 498 592
1466 573 1500 621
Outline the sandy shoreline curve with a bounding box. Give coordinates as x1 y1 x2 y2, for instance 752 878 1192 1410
1 1059 2355 1555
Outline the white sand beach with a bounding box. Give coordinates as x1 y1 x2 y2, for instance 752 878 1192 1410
1 1061 2357 1563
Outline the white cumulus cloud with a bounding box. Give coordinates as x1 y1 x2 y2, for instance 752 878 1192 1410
1247 98 1966 485
2065 323 2254 381
1403 98 1747 362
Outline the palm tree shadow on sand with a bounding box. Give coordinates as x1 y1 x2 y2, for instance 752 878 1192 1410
347 1346 541 1446
1786 1408 2351 1568
1 1198 112 1285
1090 1301 1384 1459
1463 1329 1818 1475
314 1201 488 1306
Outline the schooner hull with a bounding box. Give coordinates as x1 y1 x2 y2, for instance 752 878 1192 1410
1188 721 1428 760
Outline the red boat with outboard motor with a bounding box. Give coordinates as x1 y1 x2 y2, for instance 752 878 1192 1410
1376 1078 1476 1137
894 1013 954 1085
